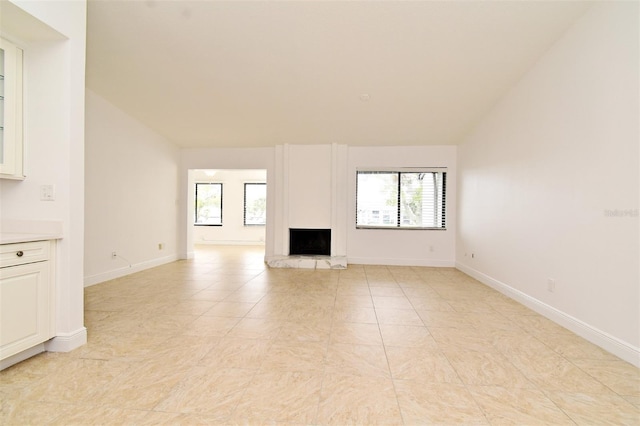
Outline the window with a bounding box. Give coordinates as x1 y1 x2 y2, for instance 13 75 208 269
195 183 222 225
356 168 446 229
244 183 266 225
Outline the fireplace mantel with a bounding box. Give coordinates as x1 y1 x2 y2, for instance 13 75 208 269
266 144 348 269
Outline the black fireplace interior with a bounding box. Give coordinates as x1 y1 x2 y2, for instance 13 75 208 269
289 228 331 256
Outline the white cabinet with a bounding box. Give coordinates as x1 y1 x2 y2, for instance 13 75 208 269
0 240 55 361
0 37 24 180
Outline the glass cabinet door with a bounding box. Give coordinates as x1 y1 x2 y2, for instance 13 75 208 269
0 45 5 166
0 37 23 179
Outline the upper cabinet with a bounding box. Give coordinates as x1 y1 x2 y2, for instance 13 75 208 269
0 37 24 180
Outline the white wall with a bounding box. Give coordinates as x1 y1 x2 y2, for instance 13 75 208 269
288 145 332 228
0 0 87 351
347 145 457 266
456 2 639 365
84 90 180 286
192 169 266 245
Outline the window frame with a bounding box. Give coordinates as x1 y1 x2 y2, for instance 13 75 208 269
355 167 447 230
243 182 267 226
194 182 223 226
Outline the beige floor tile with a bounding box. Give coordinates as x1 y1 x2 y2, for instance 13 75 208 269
464 311 523 332
369 286 406 297
188 288 233 301
336 284 371 296
330 322 383 345
276 320 332 343
407 295 455 311
537 332 622 361
1 399 76 425
74 332 171 362
154 366 254 418
379 324 438 349
571 358 640 398
202 301 257 318
162 300 218 315
143 334 220 366
546 391 640 425
183 315 241 337
49 405 185 425
234 370 322 424
226 317 284 339
375 307 424 326
467 385 575 425
372 295 414 310
334 294 374 308
443 349 534 388
428 326 499 353
260 341 327 372
513 354 612 394
510 314 575 337
4 246 637 426
395 380 489 425
131 314 200 335
417 310 475 329
317 373 402 425
199 337 273 369
96 359 192 410
20 358 130 404
332 306 378 324
325 343 390 378
0 352 70 390
385 346 461 383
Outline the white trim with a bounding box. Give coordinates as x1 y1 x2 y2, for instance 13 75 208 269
456 261 640 368
348 257 455 267
196 240 265 246
44 327 87 353
83 254 178 287
0 344 45 371
356 167 448 173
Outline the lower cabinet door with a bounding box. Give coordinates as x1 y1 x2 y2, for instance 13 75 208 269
0 261 50 360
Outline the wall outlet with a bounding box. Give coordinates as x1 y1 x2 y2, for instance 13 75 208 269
158 243 164 250
111 251 117 260
471 253 475 259
40 184 56 201
547 278 556 293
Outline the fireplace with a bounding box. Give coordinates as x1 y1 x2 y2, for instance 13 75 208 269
289 228 331 256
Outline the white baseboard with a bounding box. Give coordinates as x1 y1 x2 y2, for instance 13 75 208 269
0 344 45 371
456 261 640 368
44 327 87 353
348 257 455 267
196 240 266 246
84 254 178 287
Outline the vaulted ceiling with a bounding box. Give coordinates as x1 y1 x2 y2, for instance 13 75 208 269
86 1 591 148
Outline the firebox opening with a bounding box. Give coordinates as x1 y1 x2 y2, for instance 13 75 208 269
289 228 331 256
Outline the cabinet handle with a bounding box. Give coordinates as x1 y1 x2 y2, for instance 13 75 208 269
16 251 24 257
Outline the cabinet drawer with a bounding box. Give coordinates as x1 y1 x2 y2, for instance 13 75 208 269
0 241 50 268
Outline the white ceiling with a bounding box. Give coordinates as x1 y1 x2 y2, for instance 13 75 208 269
86 0 591 148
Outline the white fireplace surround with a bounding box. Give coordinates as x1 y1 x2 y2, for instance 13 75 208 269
265 144 348 269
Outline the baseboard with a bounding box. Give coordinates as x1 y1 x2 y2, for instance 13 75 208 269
84 254 178 287
456 261 640 368
348 257 455 267
196 241 266 246
0 344 45 371
44 327 87 353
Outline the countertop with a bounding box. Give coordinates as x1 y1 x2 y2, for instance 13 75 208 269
0 232 63 245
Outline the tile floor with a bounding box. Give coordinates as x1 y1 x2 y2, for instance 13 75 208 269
1 245 639 425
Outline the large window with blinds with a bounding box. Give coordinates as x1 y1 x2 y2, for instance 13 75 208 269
244 183 266 225
356 168 446 229
195 183 223 226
